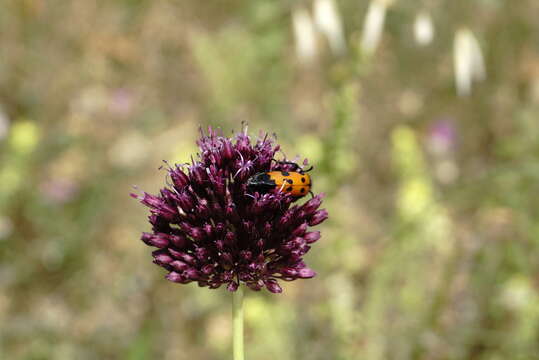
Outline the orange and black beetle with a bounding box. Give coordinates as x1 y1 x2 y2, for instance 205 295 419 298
247 161 312 198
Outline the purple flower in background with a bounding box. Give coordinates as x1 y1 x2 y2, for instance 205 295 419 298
40 178 80 204
131 127 328 293
427 118 457 155
108 88 134 116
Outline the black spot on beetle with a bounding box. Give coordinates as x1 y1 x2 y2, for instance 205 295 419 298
300 187 306 193
301 177 306 183
281 171 290 176
286 186 293 192
286 179 293 184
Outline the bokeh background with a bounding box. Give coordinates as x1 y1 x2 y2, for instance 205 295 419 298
2 0 539 359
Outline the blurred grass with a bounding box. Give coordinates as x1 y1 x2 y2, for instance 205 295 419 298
1 0 539 359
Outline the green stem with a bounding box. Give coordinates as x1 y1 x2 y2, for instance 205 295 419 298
233 285 244 360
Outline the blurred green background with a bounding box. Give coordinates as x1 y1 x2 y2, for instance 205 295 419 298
2 0 539 359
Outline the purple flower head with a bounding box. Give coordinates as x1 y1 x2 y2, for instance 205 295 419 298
132 126 328 293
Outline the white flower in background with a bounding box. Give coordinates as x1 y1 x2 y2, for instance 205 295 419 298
414 11 434 46
0 106 9 141
0 216 13 240
360 0 392 55
501 276 537 310
292 7 318 63
453 28 486 96
314 0 346 55
108 131 150 168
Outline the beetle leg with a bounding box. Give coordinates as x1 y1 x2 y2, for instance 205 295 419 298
272 159 314 173
272 159 300 171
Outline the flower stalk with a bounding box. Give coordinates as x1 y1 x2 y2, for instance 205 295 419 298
233 285 244 360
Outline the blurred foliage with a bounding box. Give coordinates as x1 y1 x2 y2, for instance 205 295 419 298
1 0 539 359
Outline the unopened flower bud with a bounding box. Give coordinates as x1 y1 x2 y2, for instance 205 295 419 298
265 279 283 293
309 209 328 226
304 231 321 244
297 268 316 278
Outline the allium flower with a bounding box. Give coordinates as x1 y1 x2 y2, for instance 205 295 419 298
132 127 328 293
